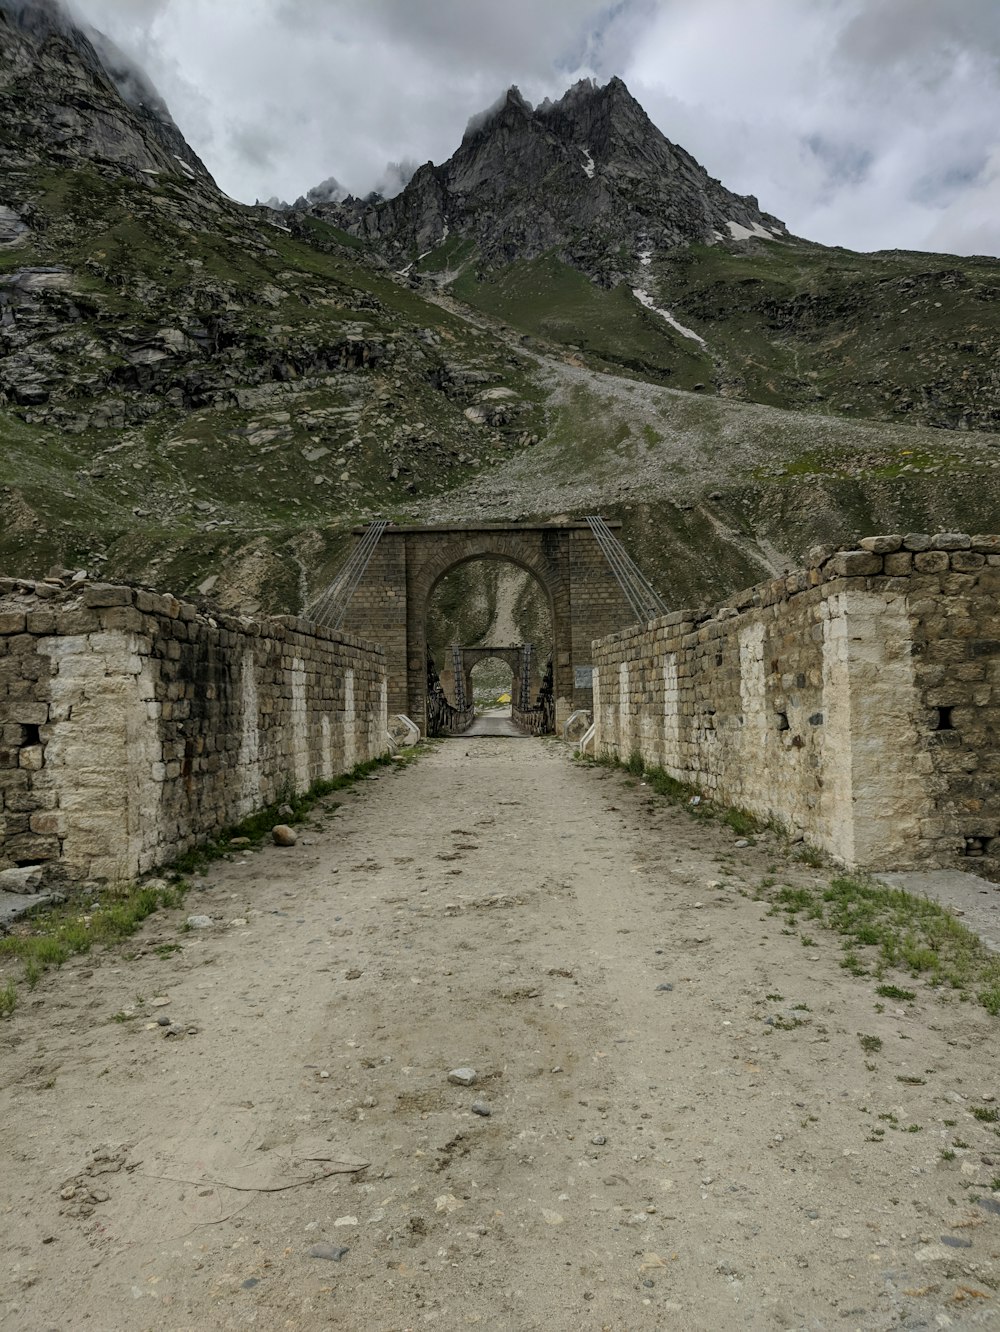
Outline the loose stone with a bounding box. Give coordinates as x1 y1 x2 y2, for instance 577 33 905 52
186 915 213 929
471 1100 491 1117
308 1243 349 1261
272 824 297 847
448 1067 477 1086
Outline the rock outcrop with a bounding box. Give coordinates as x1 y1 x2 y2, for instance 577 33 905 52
0 0 212 181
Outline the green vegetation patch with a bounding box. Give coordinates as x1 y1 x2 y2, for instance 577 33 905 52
452 250 713 388
0 879 189 999
772 873 1000 1012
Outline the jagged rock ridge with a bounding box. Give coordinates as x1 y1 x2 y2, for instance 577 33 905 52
310 78 787 279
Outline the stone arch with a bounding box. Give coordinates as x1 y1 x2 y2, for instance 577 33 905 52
407 536 571 732
460 646 537 711
337 522 635 736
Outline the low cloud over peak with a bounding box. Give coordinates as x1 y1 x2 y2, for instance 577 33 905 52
69 0 1000 256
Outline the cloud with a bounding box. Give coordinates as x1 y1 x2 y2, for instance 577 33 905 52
68 0 1000 256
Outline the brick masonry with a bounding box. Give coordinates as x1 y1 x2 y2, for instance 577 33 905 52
592 534 1000 875
339 523 634 734
0 578 388 883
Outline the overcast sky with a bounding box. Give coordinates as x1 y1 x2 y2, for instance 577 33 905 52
69 0 1000 256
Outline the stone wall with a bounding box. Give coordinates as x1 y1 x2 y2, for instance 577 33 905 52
0 577 388 883
592 534 1000 875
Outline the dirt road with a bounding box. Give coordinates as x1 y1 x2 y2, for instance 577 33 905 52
2 738 1000 1331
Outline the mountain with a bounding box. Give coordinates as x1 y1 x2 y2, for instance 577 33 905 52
314 79 786 284
1 3 999 636
0 0 211 181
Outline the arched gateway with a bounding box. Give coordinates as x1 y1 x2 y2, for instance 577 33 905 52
338 522 636 735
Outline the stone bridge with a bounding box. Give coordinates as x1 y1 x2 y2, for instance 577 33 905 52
5 531 1000 886
338 523 635 735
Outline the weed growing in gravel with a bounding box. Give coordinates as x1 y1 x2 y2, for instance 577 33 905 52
877 984 916 1001
971 1107 1000 1123
859 1033 883 1054
582 751 1000 1014
763 873 1000 1013
0 979 16 1018
0 880 189 991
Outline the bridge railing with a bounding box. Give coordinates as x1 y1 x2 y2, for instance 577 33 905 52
511 701 554 736
427 692 475 737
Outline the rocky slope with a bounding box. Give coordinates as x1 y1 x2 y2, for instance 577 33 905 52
0 3 998 629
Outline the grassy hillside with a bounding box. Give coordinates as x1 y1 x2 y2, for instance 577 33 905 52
3 163 1000 624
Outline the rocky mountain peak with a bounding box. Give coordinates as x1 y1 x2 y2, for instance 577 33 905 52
304 76 787 281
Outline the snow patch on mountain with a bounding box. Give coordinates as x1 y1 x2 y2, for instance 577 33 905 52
632 286 707 348
726 219 775 242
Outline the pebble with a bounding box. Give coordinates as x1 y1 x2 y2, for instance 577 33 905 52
471 1100 491 1117
734 839 750 849
655 983 673 992
186 915 213 929
591 1134 607 1146
156 1014 171 1027
308 1243 349 1261
272 824 297 847
150 997 170 1007
448 1067 477 1086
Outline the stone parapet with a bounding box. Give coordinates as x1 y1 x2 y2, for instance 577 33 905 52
0 575 388 883
592 534 1000 876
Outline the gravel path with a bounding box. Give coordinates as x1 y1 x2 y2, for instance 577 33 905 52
2 740 1000 1330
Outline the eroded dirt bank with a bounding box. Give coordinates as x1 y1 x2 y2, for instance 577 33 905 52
2 739 1000 1331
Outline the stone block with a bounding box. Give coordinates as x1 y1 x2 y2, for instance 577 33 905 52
971 535 1000 554
9 702 48 726
99 607 145 632
18 744 44 770
25 610 59 634
29 810 65 836
903 533 932 551
84 583 134 608
859 535 903 554
914 551 950 573
826 551 883 577
0 611 26 635
930 532 972 550
951 551 985 571
884 552 912 576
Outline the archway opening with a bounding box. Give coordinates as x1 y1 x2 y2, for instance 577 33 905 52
470 656 515 714
424 556 553 734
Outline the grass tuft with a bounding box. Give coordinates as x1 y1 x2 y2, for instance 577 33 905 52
0 879 190 991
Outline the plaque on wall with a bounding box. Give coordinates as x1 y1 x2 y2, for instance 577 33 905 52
575 665 594 688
